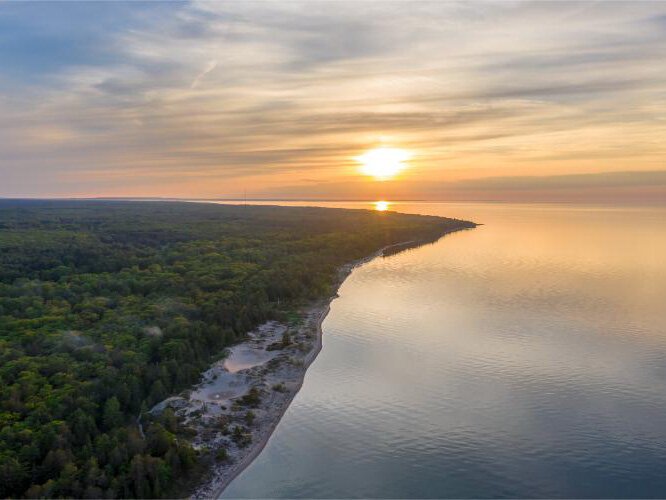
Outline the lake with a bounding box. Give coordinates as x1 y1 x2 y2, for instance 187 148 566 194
221 202 666 498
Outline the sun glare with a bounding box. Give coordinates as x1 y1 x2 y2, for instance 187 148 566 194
374 201 390 211
356 147 410 180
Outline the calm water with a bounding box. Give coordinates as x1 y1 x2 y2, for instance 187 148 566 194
222 202 666 499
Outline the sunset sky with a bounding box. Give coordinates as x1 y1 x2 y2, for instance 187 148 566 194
1 1 665 202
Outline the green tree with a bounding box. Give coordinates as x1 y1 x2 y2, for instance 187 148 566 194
103 397 122 431
0 200 473 498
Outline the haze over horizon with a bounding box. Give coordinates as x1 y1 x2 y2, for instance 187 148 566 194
2 1 665 202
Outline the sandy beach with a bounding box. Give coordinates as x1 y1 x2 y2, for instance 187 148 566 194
186 246 387 499
149 232 464 499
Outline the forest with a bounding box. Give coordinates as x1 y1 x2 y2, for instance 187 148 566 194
0 200 474 498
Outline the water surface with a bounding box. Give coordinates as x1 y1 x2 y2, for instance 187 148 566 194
222 202 666 498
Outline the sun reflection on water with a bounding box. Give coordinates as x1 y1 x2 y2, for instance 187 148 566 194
374 201 390 211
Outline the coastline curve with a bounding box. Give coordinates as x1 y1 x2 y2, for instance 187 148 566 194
192 227 473 499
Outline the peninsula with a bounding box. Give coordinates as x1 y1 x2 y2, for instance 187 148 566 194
0 200 474 498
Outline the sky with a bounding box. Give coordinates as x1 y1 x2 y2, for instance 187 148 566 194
1 1 665 202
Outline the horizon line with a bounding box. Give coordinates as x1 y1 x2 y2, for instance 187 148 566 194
1 196 665 207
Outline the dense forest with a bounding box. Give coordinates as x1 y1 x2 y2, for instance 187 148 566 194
0 200 474 498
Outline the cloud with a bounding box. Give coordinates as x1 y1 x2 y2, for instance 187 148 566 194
452 170 666 191
1 1 665 198
190 60 218 89
258 170 666 204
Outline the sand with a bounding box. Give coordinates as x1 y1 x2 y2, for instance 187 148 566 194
149 235 457 499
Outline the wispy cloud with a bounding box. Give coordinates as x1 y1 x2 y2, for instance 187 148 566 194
261 170 666 204
190 59 218 89
1 1 665 199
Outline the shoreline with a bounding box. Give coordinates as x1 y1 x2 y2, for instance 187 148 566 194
190 227 472 499
203 301 331 500
199 248 379 499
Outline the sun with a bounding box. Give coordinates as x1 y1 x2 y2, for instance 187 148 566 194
356 147 411 180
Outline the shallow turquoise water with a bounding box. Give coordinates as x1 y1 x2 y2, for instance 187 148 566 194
222 202 666 498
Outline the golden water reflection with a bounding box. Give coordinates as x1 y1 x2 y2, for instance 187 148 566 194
222 202 666 499
374 200 390 211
